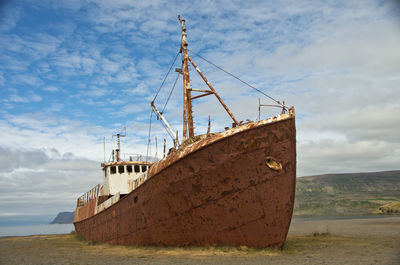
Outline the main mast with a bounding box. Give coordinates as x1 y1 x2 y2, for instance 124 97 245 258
179 16 194 140
149 16 237 144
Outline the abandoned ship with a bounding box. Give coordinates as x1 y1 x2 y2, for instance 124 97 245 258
74 16 296 249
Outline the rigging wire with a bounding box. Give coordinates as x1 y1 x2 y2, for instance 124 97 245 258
162 69 181 113
188 49 284 107
152 50 180 103
147 49 181 159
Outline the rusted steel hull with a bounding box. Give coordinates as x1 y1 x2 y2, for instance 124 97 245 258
74 116 296 248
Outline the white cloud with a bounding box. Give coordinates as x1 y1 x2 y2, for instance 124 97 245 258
118 103 145 115
0 147 100 216
0 114 105 160
43 86 59 92
298 139 400 176
124 82 148 96
8 92 42 103
11 73 43 86
100 57 121 74
1 0 400 219
0 3 20 32
85 86 108 97
112 64 139 83
45 103 64 112
0 74 3 86
8 95 28 103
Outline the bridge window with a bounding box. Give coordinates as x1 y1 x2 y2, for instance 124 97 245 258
142 165 147 172
118 165 125 173
110 166 116 174
127 165 132 173
134 165 140 173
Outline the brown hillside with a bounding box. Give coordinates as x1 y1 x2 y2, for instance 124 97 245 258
294 170 400 216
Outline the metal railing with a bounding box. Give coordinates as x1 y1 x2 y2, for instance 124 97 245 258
121 153 159 163
77 184 101 207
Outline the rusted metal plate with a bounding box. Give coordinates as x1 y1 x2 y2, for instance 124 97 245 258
74 115 296 248
74 198 97 223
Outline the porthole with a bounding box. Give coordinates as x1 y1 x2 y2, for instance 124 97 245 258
265 157 282 171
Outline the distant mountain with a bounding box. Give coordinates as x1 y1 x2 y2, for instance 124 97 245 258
294 170 400 216
50 212 74 224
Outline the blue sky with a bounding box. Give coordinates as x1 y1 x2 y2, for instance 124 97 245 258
0 0 399 223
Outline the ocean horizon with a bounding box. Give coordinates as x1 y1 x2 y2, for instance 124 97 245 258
0 223 74 237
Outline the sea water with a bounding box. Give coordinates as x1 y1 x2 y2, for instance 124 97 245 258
0 224 74 237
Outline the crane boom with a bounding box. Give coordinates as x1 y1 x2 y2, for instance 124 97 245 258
151 101 180 145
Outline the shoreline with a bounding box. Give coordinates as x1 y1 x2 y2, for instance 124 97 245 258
1 215 399 238
292 214 400 221
0 223 74 238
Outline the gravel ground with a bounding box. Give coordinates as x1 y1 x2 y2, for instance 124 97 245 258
0 216 399 265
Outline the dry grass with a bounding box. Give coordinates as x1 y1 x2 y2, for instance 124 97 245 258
1 218 399 265
283 233 364 253
71 233 283 258
0 232 361 258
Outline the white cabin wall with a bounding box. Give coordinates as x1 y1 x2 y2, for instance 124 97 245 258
103 168 110 195
102 164 149 196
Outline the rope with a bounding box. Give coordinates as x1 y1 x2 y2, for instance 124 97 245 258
162 70 181 113
152 50 180 102
188 49 284 107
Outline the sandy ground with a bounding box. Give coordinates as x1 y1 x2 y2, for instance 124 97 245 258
0 216 399 265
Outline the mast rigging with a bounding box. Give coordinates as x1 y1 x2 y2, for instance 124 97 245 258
149 15 286 150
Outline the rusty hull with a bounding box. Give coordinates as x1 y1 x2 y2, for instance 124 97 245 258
74 113 296 248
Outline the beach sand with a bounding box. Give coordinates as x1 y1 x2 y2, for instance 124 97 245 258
0 216 399 265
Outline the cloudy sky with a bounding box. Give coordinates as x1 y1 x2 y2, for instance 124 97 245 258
0 0 399 224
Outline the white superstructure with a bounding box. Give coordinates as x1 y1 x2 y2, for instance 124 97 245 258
102 161 151 196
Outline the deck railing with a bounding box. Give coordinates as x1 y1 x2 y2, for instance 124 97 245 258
77 184 101 207
121 153 159 163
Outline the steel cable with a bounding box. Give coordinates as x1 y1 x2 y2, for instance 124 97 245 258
152 50 180 102
162 67 181 113
188 49 284 107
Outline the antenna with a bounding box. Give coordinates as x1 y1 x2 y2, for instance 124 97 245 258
155 136 158 159
112 126 126 162
103 136 106 163
163 138 166 158
207 115 211 135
